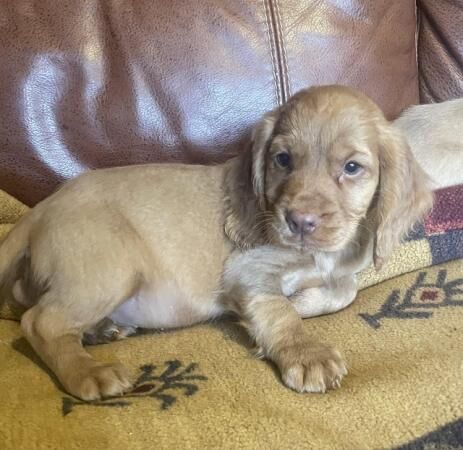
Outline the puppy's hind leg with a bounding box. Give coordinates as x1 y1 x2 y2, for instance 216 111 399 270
21 281 136 401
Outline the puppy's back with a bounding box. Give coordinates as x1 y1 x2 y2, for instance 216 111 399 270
394 98 463 189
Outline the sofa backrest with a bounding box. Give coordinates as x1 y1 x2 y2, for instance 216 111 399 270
417 0 463 103
0 0 459 205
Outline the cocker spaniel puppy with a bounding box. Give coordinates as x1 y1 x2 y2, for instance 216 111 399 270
0 85 433 399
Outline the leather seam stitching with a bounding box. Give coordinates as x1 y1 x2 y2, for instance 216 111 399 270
272 0 291 99
263 0 282 105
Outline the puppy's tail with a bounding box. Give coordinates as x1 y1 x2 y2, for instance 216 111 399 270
0 212 33 293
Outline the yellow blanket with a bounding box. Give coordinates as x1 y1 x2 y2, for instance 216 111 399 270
1 190 462 449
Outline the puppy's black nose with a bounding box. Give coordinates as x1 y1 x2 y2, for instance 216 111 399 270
285 210 319 235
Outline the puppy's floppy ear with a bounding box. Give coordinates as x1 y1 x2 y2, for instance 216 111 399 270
224 109 279 248
250 110 279 208
373 123 433 269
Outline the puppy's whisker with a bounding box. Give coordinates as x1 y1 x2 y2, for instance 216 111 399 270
246 218 275 239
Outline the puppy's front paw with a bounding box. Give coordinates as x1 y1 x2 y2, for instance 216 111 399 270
275 340 347 393
65 362 133 401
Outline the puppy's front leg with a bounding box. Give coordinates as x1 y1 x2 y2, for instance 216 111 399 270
290 275 358 318
241 294 347 393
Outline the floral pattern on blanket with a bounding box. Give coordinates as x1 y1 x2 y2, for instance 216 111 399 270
62 360 207 416
360 269 463 329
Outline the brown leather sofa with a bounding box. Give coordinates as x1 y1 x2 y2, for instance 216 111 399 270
1 0 462 207
1 2 463 449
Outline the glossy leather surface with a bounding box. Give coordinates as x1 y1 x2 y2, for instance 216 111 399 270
418 0 463 103
1 0 419 205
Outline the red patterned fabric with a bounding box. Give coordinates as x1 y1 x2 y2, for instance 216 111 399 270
425 184 463 234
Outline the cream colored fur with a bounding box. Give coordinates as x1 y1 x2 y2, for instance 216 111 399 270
394 98 463 189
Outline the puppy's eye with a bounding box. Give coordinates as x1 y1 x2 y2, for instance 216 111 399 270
275 152 291 168
343 161 363 176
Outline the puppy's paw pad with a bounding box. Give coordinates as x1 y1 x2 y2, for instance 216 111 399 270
83 322 137 345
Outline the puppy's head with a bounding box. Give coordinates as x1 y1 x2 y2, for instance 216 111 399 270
226 85 433 267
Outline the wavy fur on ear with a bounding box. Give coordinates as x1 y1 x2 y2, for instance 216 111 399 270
373 123 434 269
223 111 279 248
